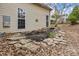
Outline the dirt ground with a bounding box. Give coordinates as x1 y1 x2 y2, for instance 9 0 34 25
59 24 79 55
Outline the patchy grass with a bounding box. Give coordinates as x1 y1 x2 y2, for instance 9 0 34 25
48 32 56 38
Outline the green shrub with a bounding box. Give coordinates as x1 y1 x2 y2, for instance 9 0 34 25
68 6 79 25
48 32 56 38
68 15 77 25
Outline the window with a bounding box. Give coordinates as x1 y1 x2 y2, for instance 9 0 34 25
50 20 53 24
18 8 25 29
18 19 25 29
46 15 49 27
3 16 10 28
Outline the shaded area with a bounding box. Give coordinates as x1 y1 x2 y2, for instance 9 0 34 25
24 28 56 42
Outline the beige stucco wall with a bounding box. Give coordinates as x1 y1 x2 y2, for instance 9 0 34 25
0 3 50 33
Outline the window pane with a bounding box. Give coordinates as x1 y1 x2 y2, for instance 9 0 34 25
18 19 25 29
18 8 25 29
3 16 10 27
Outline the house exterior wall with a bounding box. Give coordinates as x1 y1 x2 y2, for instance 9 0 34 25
0 3 50 33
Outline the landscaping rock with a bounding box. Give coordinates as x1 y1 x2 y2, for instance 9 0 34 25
59 41 66 45
43 38 54 45
22 43 40 51
12 33 22 37
59 31 65 34
0 28 71 56
19 39 27 45
8 41 18 44
40 42 47 47
53 38 63 42
14 43 22 48
7 36 26 41
53 40 59 44
19 39 31 45
51 43 56 47
33 41 41 45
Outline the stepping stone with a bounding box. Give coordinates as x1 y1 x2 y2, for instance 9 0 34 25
7 36 26 41
22 42 40 51
19 39 32 45
8 41 18 44
40 42 47 47
14 43 22 48
43 38 54 45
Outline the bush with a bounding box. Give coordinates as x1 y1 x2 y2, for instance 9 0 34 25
68 15 77 25
68 6 79 25
48 32 56 38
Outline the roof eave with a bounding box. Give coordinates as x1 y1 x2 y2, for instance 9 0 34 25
33 3 52 11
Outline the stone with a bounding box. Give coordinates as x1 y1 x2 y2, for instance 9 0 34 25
53 38 63 42
22 43 40 51
33 41 41 45
43 38 53 42
53 40 58 44
55 31 65 39
43 38 54 45
55 36 60 39
40 42 47 47
55 34 63 38
19 39 26 45
59 42 66 45
14 43 22 48
52 43 56 47
61 40 67 42
53 37 64 42
12 33 22 37
8 41 18 44
59 31 65 34
7 36 26 41
19 39 31 45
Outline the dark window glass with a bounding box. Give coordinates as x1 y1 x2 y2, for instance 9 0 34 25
46 15 49 27
18 19 25 29
18 8 25 29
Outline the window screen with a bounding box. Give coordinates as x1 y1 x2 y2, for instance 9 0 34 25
3 16 10 28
